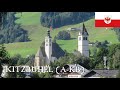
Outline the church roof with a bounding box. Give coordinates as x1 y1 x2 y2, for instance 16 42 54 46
35 49 40 57
35 42 65 59
79 23 89 35
35 48 44 57
84 70 102 77
52 42 65 58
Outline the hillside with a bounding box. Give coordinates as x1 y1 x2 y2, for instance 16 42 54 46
40 12 94 28
0 12 29 44
4 12 119 57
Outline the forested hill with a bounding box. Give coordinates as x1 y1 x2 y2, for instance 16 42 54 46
0 12 29 44
0 12 7 27
40 12 94 28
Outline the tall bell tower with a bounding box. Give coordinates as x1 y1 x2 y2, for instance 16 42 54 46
78 23 89 57
45 30 52 64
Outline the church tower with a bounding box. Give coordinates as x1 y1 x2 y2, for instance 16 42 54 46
45 30 52 64
78 23 89 57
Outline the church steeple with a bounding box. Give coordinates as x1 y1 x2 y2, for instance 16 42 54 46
47 30 51 37
82 23 89 35
78 23 89 57
45 29 52 64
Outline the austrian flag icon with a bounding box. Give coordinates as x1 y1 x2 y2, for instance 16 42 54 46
95 12 120 27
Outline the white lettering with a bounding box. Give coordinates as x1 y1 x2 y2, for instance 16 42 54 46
15 66 21 72
60 67 66 73
7 66 12 72
31 66 37 72
56 66 60 74
48 66 53 72
69 66 75 72
21 66 26 72
25 66 31 72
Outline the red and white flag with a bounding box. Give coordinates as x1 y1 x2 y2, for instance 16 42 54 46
95 12 120 28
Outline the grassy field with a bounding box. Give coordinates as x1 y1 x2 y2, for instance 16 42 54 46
4 12 119 57
15 12 41 25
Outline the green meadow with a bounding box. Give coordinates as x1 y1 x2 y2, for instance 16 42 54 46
4 12 119 57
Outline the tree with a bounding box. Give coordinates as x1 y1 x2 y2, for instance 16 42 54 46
0 44 10 77
57 31 71 40
91 47 97 57
0 44 10 64
0 12 29 44
117 34 120 42
106 43 120 69
32 72 52 78
40 12 94 28
108 44 120 58
17 58 24 65
113 28 120 42
6 54 33 78
112 49 120 69
42 72 52 78
94 47 108 69
0 12 7 29
101 40 109 48
32 72 40 78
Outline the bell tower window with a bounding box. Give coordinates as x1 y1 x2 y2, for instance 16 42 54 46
83 37 85 40
83 37 87 40
46 40 48 42
79 37 81 40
